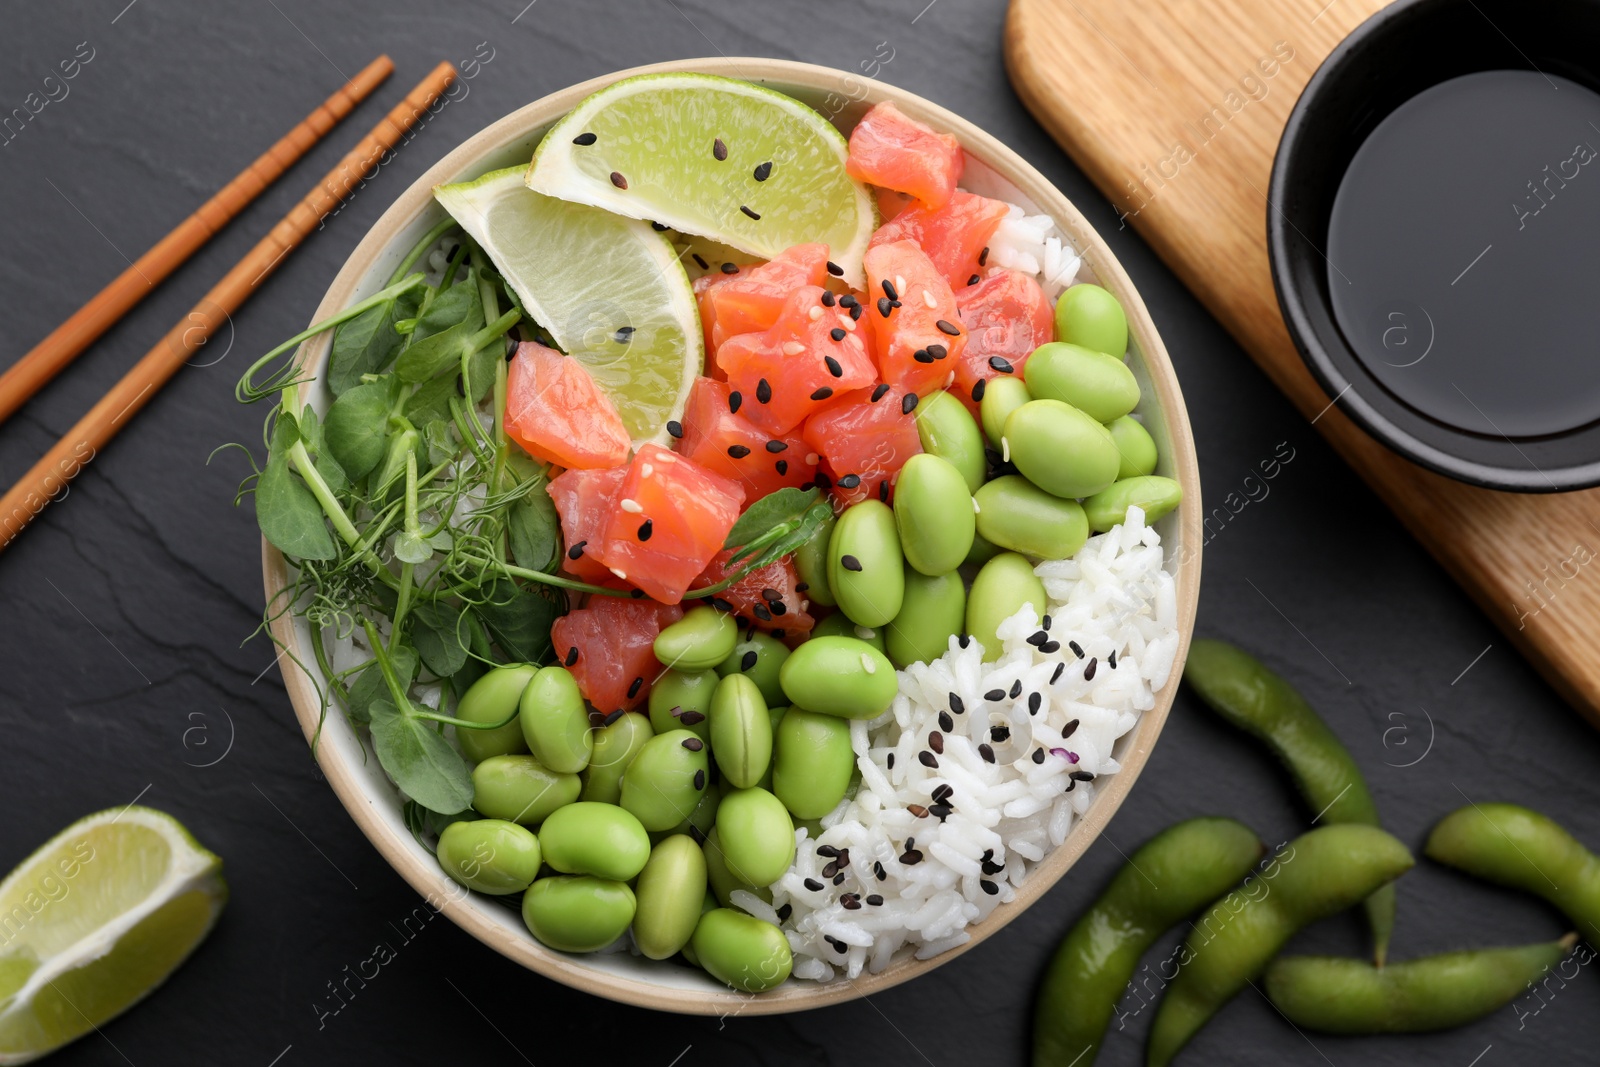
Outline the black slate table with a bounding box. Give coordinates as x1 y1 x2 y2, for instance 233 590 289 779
3 2 1596 1064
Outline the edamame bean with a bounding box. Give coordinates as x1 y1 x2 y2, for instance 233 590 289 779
1003 400 1120 499
1023 342 1140 423
691 908 794 993
517 665 592 774
678 891 720 966
886 569 966 669
974 475 1088 560
794 508 837 607
980 375 1032 449
620 728 710 832
1032 818 1262 1067
715 631 790 707
521 875 636 953
1264 936 1578 1034
966 552 1048 661
1146 824 1414 1067
772 707 855 820
580 711 653 805
648 668 717 743
454 664 536 762
654 605 738 671
709 673 772 788
538 801 651 881
472 754 580 826
716 787 795 886
1425 803 1600 944
828 500 904 627
663 779 721 841
633 834 709 960
1107 415 1158 479
436 819 544 896
779 635 897 719
1055 282 1127 357
703 826 771 906
965 529 1002 567
810 612 885 652
1083 475 1182 533
894 454 975 576
1184 639 1394 964
915 390 987 493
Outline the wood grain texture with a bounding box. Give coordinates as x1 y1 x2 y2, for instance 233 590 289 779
1006 0 1600 722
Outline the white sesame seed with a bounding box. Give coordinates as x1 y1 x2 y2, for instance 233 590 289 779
861 652 877 674
944 371 955 388
655 452 677 463
620 498 643 513
805 452 820 465
1001 437 1010 464
610 567 628 579
782 341 806 356
895 274 906 294
922 289 938 309
972 497 981 514
809 306 824 321
854 625 876 641
641 463 654 478
837 315 856 333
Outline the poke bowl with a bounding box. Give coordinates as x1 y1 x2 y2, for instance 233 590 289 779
259 57 1201 1013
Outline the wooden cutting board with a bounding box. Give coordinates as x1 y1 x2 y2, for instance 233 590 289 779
1005 0 1600 722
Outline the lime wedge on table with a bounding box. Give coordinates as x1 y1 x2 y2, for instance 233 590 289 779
526 72 877 286
0 807 226 1064
435 167 700 449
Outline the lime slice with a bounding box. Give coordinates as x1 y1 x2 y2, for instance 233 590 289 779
0 807 226 1064
526 72 877 287
435 166 701 449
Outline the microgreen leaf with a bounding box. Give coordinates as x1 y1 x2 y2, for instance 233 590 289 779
257 416 337 561
346 644 419 724
724 486 821 550
474 581 559 663
328 286 422 396
411 603 469 678
368 697 474 814
324 380 392 481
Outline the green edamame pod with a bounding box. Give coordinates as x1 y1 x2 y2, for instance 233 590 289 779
980 375 1032 449
794 508 837 607
1108 415 1158 479
647 668 716 743
436 819 544 896
1425 803 1600 945
654 606 739 671
620 728 710 832
581 711 653 805
975 475 1088 560
810 611 886 652
967 552 1048 661
538 801 651 881
1023 342 1140 424
709 673 772 789
915 390 987 493
1083 475 1182 533
518 665 593 774
522 875 636 953
716 631 790 707
454 664 536 762
716 786 795 887
633 834 709 960
1055 282 1128 357
472 754 580 826
703 826 771 906
1183 639 1394 965
691 907 793 992
886 568 966 669
1003 400 1120 499
1146 824 1414 1067
1263 936 1578 1034
1032 818 1263 1067
828 500 904 627
779 635 897 719
894 454 976 576
772 707 855 820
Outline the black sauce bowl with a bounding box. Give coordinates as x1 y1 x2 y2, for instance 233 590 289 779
1268 0 1600 491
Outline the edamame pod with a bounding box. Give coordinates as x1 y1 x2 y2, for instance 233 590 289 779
1032 818 1263 1067
1055 282 1128 357
975 475 1088 560
1184 639 1394 965
1003 400 1120 499
538 801 651 881
966 552 1048 661
894 454 975 576
779 635 897 719
454 664 536 762
691 907 794 992
703 826 771 906
581 711 653 805
648 668 717 744
915 390 987 493
620 729 710 832
1263 936 1578 1034
715 631 790 707
709 673 772 789
1425 803 1600 945
1083 475 1182 533
716 787 795 887
521 875 636 953
772 707 855 820
1023 342 1140 423
518 665 592 774
654 606 739 672
1146 824 1414 1067
794 509 837 607
1108 415 1158 479
828 500 904 627
633 835 709 960
810 612 886 652
472 754 580 826
436 819 544 896
886 569 966 669
980 375 1032 449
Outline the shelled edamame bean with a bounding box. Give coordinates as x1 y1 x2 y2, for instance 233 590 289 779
648 668 717 743
828 499 904 627
709 673 772 788
975 475 1088 560
522 875 636 953
1107 415 1158 479
539 801 651 881
654 605 739 671
1003 400 1120 500
518 665 592 774
810 611 885 651
455 664 537 762
1083 475 1181 533
691 907 793 992
715 630 789 707
1023 342 1140 424
886 568 966 669
437 819 543 895
967 552 1048 661
580 711 653 805
472 754 580 826
620 729 710 832
779 635 897 719
894 454 975 576
772 707 855 820
980 375 1032 449
914 389 987 493
715 787 795 886
1055 282 1128 357
633 834 708 960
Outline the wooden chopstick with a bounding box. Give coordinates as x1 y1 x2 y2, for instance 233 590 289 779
0 61 459 553
0 54 395 428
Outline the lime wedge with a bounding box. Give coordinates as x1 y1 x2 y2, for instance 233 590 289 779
0 807 226 1064
526 72 877 287
435 166 701 449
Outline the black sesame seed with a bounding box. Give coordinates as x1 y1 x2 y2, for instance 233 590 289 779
1069 640 1085 659
614 325 636 342
877 296 894 318
804 877 824 892
842 894 862 910
1029 692 1042 715
1042 614 1052 630
568 540 588 561
721 261 740 275
651 220 670 231
1051 662 1066 684
979 246 990 266
1027 631 1049 647
926 343 948 360
821 291 837 307
665 420 683 439
849 303 863 320
980 879 999 896
565 646 580 667
825 354 844 377
930 804 953 820
1109 650 1118 669
882 279 900 301
713 137 728 161
1040 640 1061 654
985 688 1005 702
971 379 987 402
572 131 597 145
1071 770 1096 782
766 439 788 453
603 709 625 726
958 635 971 649
982 859 1005 876
727 444 752 459
813 470 832 490
839 293 859 308
949 693 965 715
810 386 834 401
1062 719 1080 738
1009 679 1023 699
968 273 981 286
886 753 895 770
901 393 918 415
979 743 996 763
901 849 924 865
693 769 706 790
1084 658 1098 681
827 260 845 277
918 751 939 769
991 725 1010 742
936 319 961 336
729 390 742 413
627 676 644 699
866 894 884 906
837 474 861 489
682 737 704 751
609 171 628 189
931 784 953 802
938 711 954 732
776 903 793 921
874 861 888 880
740 204 761 220
711 597 735 613
871 383 890 402
753 161 772 181
739 650 758 672
692 253 709 270
637 519 653 541
829 328 847 343
776 459 789 475
757 378 772 403
878 479 890 502
822 860 839 879
840 554 863 572
908 803 929 818
678 710 706 725
928 731 944 754
753 604 772 621
795 582 809 592
818 845 840 858
988 355 1015 373
913 349 934 364
1031 748 1046 764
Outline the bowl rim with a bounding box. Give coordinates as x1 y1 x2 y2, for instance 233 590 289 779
262 55 1202 1014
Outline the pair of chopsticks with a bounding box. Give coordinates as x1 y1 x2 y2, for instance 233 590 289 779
0 56 459 551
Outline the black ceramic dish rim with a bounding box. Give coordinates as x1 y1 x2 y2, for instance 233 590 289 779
1266 0 1600 493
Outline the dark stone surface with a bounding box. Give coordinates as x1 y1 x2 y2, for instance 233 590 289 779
2 2 1595 1064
